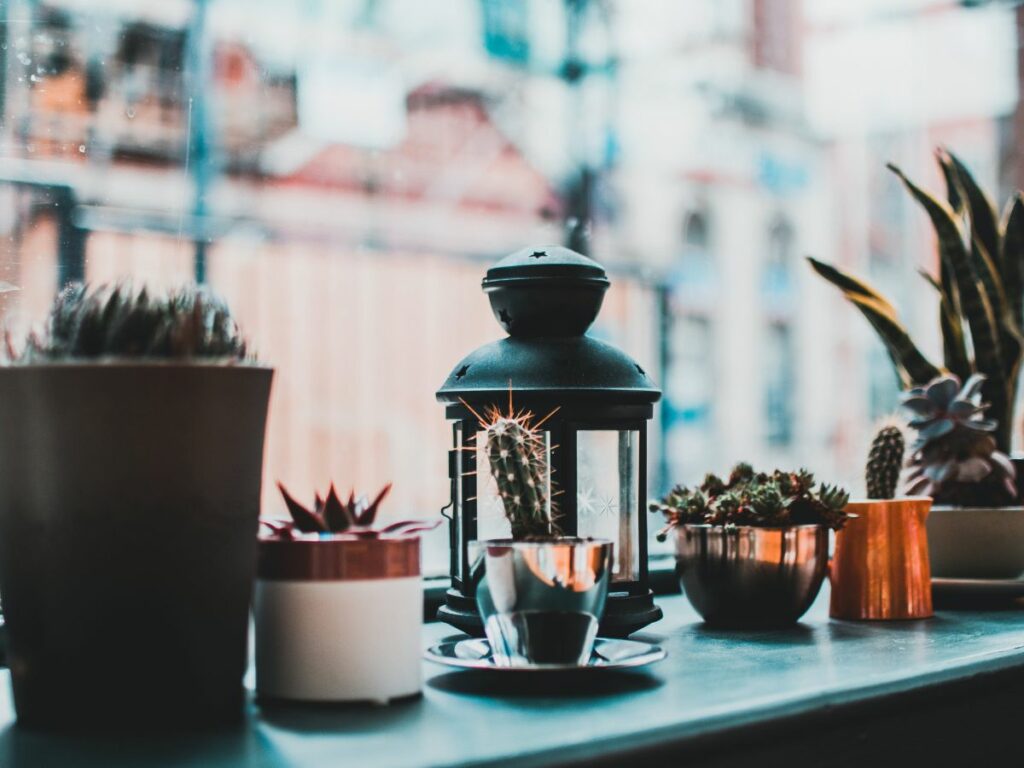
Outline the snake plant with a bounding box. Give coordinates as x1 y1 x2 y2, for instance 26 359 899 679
808 148 1024 455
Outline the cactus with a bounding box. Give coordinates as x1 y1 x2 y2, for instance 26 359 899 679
485 413 555 539
650 464 851 540
808 148 1024 457
6 281 249 362
269 481 439 538
865 423 905 500
462 396 559 540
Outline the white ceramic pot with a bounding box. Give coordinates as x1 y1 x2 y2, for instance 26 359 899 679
255 534 423 704
927 506 1024 579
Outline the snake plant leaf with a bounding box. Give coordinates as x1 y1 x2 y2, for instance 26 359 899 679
936 148 965 216
944 148 1000 268
887 163 1003 386
918 269 970 380
805 257 897 316
1002 193 1024 328
846 293 942 386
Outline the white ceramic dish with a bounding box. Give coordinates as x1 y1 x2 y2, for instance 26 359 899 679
425 638 666 672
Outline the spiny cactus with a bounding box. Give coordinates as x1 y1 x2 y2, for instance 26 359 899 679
650 463 851 540
462 396 559 540
866 423 905 500
269 481 439 538
6 281 250 362
902 373 1017 506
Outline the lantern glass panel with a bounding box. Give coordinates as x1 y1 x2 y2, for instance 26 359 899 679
453 422 464 569
474 428 553 541
576 429 641 583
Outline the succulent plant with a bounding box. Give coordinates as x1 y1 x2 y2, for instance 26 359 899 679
808 148 1024 457
650 463 851 540
902 373 1017 506
462 396 559 540
268 481 440 538
866 422 906 500
5 281 249 362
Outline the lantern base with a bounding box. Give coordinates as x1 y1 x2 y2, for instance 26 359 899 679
438 588 663 639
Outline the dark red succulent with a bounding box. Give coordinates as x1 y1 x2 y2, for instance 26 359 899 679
261 482 439 538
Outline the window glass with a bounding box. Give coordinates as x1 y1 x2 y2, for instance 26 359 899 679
2 0 1017 574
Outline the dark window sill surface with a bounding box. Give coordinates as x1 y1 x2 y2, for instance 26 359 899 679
4 586 1024 767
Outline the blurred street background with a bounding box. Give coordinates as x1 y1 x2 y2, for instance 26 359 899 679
0 0 1020 570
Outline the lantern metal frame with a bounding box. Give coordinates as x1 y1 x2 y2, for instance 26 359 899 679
436 246 663 638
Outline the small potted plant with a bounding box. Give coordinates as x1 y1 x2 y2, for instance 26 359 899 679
651 464 850 628
256 482 438 704
467 399 614 667
808 148 1024 578
830 423 933 620
0 282 272 728
901 374 1021 577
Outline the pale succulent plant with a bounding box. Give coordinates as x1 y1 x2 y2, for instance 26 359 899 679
902 374 1016 506
5 281 249 362
809 149 1024 458
650 463 851 540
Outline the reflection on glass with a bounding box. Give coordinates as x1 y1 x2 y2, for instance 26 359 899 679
576 430 640 582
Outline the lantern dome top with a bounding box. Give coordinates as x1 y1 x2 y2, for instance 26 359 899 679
437 246 660 408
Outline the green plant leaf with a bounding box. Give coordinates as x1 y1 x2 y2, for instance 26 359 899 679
805 257 897 318
919 269 971 380
1002 193 1024 329
846 293 942 387
936 149 965 216
888 164 1002 374
889 162 1010 450
944 148 1000 268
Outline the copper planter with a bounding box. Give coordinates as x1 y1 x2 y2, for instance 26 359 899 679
830 498 933 621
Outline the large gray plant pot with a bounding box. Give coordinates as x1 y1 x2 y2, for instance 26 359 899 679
927 506 1024 579
0 363 273 729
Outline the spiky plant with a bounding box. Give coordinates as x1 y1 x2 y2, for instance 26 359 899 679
866 422 906 500
902 373 1016 506
462 396 559 540
269 481 439 538
808 148 1024 457
6 281 249 362
650 463 851 541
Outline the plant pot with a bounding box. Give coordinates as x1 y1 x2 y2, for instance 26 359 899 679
255 533 423 704
473 538 612 667
830 498 932 620
0 363 273 729
672 524 829 628
927 505 1024 579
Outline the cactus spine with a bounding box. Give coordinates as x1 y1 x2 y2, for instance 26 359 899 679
866 423 905 500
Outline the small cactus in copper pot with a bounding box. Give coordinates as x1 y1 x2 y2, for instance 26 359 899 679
866 423 905 501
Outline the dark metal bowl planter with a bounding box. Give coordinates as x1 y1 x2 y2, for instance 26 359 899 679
653 464 850 629
673 524 829 628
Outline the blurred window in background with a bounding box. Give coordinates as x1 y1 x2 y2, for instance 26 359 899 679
762 215 796 449
1 0 1022 573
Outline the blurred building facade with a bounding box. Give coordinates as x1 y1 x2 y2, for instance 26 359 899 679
0 0 1019 569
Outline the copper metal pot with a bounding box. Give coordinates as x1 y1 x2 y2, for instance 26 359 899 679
673 524 829 628
830 498 932 620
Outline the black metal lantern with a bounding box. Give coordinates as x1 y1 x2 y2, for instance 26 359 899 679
437 246 663 637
